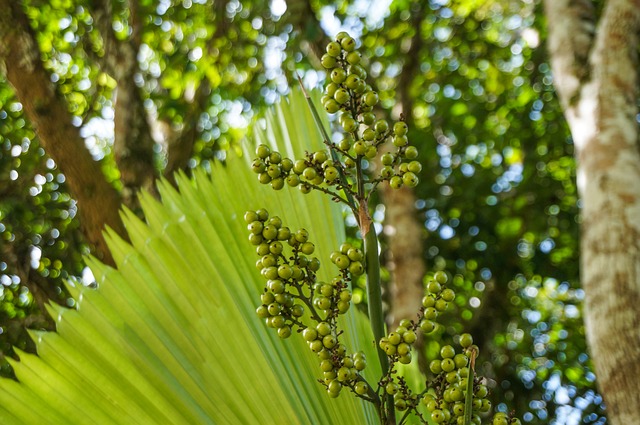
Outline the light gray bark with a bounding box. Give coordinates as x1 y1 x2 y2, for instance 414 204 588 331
545 1 640 423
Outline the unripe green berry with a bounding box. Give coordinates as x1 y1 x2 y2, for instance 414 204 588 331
476 384 488 398
394 121 408 136
364 91 379 107
342 116 357 133
390 176 403 189
258 172 272 184
303 167 317 181
326 82 339 97
256 305 269 318
340 36 356 51
354 381 368 395
345 74 361 90
440 345 456 359
459 333 473 348
362 128 376 141
454 353 469 369
324 99 340 113
388 332 402 345
404 146 418 159
301 242 315 255
381 153 394 166
435 298 448 312
303 328 318 342
244 210 259 224
337 138 351 151
365 146 377 159
393 135 408 147
374 120 389 134
420 319 435 333
334 254 350 270
323 334 337 349
397 342 410 356
347 248 363 262
380 166 394 178
441 358 455 372
334 88 349 104
346 51 361 65
261 291 275 305
431 409 445 423
277 227 291 241
331 68 347 84
316 322 331 336
441 288 455 302
252 158 266 173
403 330 417 344
278 326 291 339
291 304 304 317
349 261 364 275
308 257 320 271
434 271 448 284
277 265 292 279
427 280 442 294
321 53 337 68
271 177 284 190
408 161 422 173
353 141 367 156
256 144 270 159
398 353 412 364
361 112 375 125
326 41 341 57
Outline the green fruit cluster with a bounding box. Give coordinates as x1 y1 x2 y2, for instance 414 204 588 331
330 242 364 276
424 338 491 424
419 271 455 334
246 209 319 339
246 208 372 400
379 318 418 365
320 31 421 190
252 143 344 194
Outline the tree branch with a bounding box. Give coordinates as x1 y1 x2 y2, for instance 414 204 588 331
0 0 126 265
87 0 157 210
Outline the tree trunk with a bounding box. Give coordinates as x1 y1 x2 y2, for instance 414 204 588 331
0 0 126 265
545 1 640 423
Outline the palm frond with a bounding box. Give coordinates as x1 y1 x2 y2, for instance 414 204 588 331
0 89 379 424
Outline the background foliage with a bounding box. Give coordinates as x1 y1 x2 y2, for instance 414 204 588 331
0 0 603 423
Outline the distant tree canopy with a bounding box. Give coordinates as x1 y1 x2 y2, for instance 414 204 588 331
0 1 605 423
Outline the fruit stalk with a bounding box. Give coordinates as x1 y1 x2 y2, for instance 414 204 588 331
363 221 395 424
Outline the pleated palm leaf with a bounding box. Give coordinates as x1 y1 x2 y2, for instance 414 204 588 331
0 89 382 424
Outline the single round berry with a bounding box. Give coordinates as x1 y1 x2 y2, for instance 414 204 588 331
346 51 361 65
459 333 473 348
389 176 403 189
440 345 456 359
321 53 337 68
394 121 408 136
404 146 419 159
354 381 368 395
364 91 379 107
434 271 448 284
256 144 270 159
326 41 341 57
441 288 456 302
340 36 356 52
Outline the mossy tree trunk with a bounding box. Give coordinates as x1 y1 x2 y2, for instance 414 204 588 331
545 1 640 423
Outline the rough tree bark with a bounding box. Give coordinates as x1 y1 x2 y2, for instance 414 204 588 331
545 1 640 423
0 0 126 265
